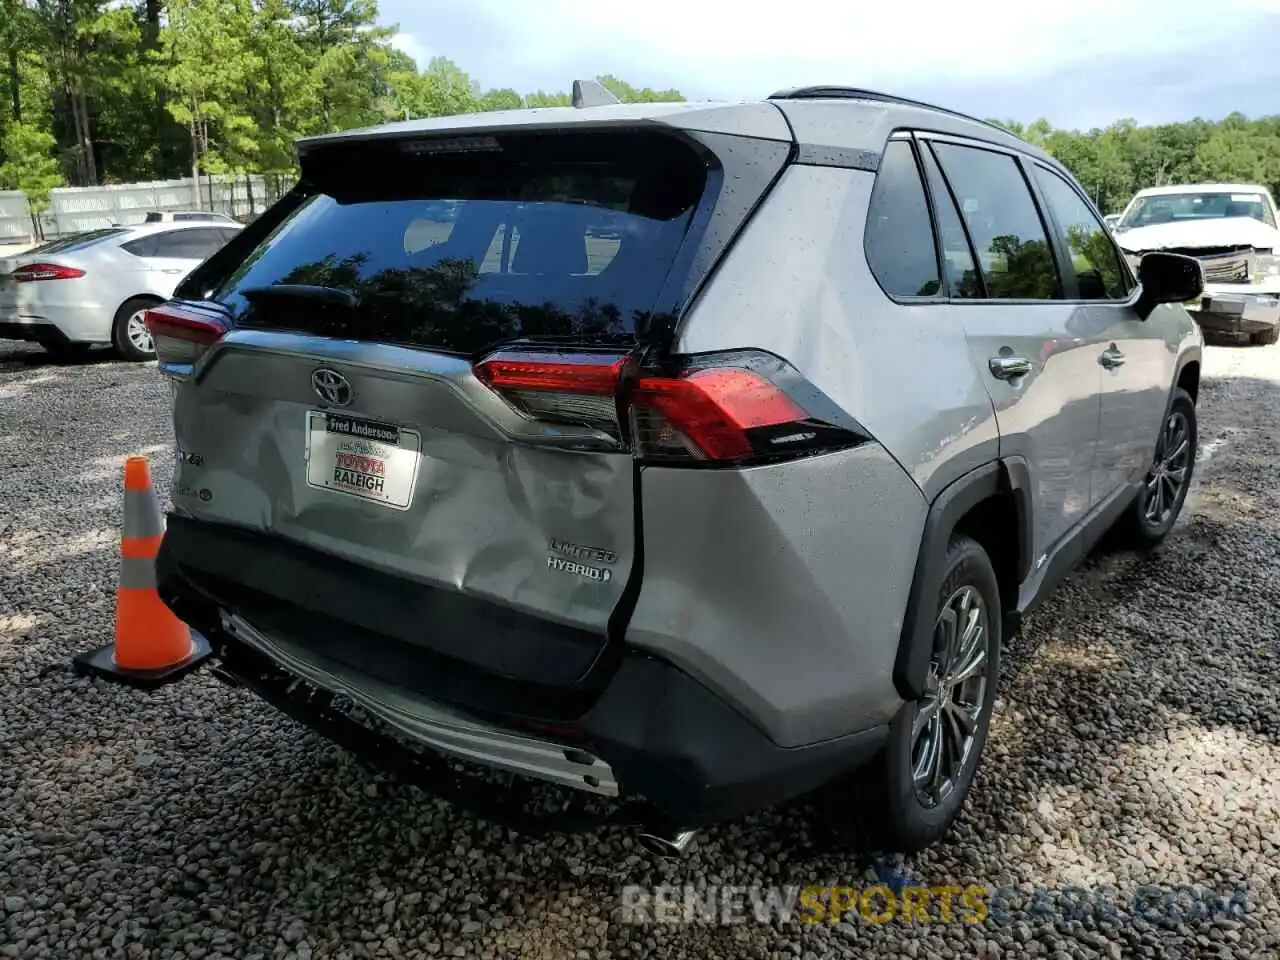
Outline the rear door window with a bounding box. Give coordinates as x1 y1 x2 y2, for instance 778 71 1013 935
931 142 1063 301
213 131 710 353
150 228 227 260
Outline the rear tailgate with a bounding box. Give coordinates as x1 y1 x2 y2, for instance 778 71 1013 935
158 117 793 690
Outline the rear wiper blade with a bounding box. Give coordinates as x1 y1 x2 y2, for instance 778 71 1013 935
240 284 358 308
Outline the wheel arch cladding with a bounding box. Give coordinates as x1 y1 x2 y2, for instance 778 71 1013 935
1176 359 1200 405
893 459 1030 701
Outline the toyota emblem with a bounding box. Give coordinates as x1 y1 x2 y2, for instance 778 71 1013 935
311 368 353 406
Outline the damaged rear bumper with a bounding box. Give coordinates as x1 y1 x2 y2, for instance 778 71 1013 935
155 518 887 831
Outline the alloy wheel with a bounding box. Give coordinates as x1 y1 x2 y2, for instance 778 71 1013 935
911 585 990 809
126 310 154 355
1142 409 1191 527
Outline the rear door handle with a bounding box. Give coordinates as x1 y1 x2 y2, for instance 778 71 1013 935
1099 346 1126 369
988 355 1033 380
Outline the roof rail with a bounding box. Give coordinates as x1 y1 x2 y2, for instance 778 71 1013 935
767 86 1021 141
572 80 620 109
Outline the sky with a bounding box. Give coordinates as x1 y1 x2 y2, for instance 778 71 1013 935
381 0 1280 130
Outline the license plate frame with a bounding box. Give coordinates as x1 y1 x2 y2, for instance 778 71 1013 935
303 410 423 511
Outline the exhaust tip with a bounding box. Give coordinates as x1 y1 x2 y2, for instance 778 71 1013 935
635 829 698 859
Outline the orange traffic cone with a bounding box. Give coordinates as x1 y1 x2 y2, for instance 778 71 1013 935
73 455 211 688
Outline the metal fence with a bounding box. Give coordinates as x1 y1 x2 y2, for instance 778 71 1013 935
0 173 296 244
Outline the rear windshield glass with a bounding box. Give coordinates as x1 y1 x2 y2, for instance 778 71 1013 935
213 131 710 353
25 228 127 255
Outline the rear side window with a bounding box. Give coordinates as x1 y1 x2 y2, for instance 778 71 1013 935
931 143 1062 301
126 228 226 260
864 140 941 298
214 131 710 353
1031 166 1133 300
122 234 159 257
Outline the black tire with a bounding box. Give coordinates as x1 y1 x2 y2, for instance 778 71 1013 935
1112 387 1197 549
111 296 162 362
820 534 1002 854
1252 326 1279 346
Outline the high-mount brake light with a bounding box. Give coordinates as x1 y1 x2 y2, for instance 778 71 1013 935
474 348 867 465
13 262 86 283
145 304 227 374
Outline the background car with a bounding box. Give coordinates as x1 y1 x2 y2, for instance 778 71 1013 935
0 221 242 360
1111 183 1280 344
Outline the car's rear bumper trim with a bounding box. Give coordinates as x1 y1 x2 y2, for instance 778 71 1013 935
158 519 889 827
220 609 619 796
0 320 69 345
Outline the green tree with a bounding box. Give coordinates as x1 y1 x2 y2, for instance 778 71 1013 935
1193 125 1270 183
385 55 482 120
246 0 320 172
0 0 36 124
0 121 64 238
596 74 684 103
3 0 1278 205
292 0 395 132
481 87 522 112
523 89 572 108
163 0 260 200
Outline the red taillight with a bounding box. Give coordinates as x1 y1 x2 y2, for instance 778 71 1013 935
474 350 629 437
474 348 861 464
145 303 227 371
630 368 808 460
13 262 86 283
474 352 627 395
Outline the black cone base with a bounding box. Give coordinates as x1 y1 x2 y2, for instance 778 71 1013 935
72 631 213 690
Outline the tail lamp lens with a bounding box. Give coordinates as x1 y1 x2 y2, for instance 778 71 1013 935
145 304 227 373
13 262 86 282
474 348 863 464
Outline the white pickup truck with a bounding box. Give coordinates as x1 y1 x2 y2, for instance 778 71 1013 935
1111 182 1280 344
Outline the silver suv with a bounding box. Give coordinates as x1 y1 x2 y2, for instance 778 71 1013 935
149 86 1205 854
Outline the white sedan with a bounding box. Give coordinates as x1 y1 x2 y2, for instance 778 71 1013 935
0 221 242 360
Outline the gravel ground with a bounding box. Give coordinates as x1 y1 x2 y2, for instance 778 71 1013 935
1 338 1278 959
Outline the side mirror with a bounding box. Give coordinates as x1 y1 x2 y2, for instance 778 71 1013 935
1134 251 1204 320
